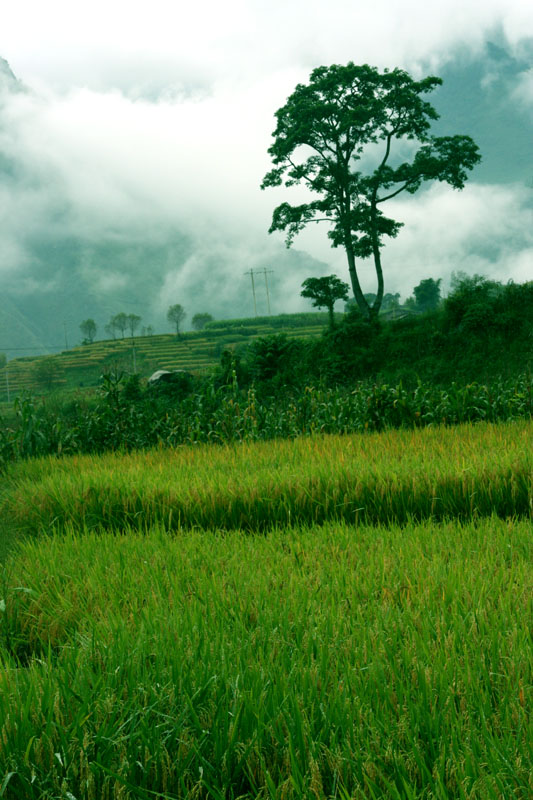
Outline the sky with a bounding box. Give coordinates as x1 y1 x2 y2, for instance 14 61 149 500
1 0 532 347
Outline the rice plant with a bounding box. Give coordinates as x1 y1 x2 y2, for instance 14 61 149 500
0 518 531 798
2 420 531 536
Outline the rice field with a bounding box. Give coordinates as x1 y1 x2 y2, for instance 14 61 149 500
0 314 329 401
0 420 532 798
2 420 531 535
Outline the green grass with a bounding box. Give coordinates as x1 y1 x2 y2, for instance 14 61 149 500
0 421 531 798
2 420 531 536
0 518 531 798
0 313 330 400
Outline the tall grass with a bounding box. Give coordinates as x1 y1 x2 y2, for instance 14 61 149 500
1 518 531 799
1 374 532 470
2 420 531 536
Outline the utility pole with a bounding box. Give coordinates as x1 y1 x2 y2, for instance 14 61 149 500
63 321 69 350
244 269 258 317
260 268 274 315
5 367 9 403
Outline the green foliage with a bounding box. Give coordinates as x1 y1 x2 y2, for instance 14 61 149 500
1 276 532 466
167 303 186 335
246 334 303 386
0 368 531 472
443 277 533 373
1 515 531 796
192 312 214 330
79 318 97 344
32 357 64 391
205 312 331 331
301 275 349 329
126 312 142 336
413 277 442 311
444 273 504 332
110 312 128 338
262 62 480 319
147 369 195 399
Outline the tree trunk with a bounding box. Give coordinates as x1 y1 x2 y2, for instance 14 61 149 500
344 233 370 320
369 200 384 325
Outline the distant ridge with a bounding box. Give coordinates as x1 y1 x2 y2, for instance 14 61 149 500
0 56 24 93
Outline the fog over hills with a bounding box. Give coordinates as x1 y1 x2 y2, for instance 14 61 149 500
0 36 532 359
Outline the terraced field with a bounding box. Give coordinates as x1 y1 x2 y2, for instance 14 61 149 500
0 421 531 798
0 314 329 402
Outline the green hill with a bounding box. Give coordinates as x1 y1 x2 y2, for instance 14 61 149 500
0 312 332 402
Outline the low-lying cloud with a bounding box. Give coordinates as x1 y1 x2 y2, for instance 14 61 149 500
0 1 532 351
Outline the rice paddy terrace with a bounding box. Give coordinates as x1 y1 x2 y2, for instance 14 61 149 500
0 420 531 798
0 313 331 401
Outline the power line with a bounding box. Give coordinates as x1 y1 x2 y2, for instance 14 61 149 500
244 269 258 317
244 268 274 316
0 345 67 351
260 268 274 315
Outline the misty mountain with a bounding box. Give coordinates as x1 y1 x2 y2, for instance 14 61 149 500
432 40 533 184
0 57 23 94
0 43 532 360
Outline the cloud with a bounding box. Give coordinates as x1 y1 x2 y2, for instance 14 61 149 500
512 68 533 114
0 75 288 241
381 182 533 296
0 2 532 350
1 61 532 313
4 0 533 94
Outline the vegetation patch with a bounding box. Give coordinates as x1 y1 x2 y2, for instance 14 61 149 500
0 517 531 798
1 420 531 538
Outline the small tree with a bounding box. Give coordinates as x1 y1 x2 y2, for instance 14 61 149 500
262 62 481 322
192 312 214 331
382 292 401 312
301 275 349 329
167 304 186 335
126 313 142 337
33 357 64 391
413 278 442 311
352 292 400 313
112 313 128 339
80 318 97 344
0 353 6 369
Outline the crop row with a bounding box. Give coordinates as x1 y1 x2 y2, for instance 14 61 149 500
0 517 531 798
3 419 531 535
1 374 532 470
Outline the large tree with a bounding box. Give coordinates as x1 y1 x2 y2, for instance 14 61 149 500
261 63 481 322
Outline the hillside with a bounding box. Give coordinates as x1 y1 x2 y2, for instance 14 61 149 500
0 312 332 402
1 43 533 360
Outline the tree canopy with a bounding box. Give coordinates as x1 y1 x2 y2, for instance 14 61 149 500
167 304 186 335
192 313 214 331
126 313 142 337
262 62 481 321
301 275 349 329
413 278 442 312
79 318 97 344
